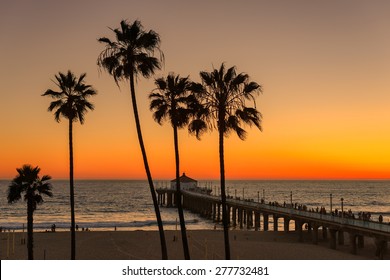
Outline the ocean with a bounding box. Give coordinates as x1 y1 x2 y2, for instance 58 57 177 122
1 180 389 232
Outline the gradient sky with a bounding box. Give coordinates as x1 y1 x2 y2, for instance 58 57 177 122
1 0 390 180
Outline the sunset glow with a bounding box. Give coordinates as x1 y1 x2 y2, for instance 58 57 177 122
1 0 390 180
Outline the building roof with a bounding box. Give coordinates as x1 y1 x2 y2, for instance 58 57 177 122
170 173 197 183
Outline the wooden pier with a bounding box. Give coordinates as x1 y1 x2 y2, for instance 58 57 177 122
156 188 390 259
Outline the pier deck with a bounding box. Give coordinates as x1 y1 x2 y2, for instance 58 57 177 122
156 188 389 259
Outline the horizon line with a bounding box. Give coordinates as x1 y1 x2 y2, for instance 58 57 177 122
1 177 389 181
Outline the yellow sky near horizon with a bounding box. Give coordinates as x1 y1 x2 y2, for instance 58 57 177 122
1 0 390 180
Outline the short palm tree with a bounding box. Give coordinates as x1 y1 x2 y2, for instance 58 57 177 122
97 20 167 259
190 63 262 259
42 70 97 260
149 73 198 260
8 164 53 260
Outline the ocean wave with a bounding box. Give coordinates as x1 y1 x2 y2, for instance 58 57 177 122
0 218 201 231
1 180 389 231
368 201 390 206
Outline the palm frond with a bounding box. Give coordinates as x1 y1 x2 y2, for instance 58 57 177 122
138 30 161 51
188 119 208 140
152 104 168 125
154 78 167 91
236 107 262 130
226 115 247 140
224 66 236 84
42 89 64 98
174 108 191 128
40 175 52 182
7 180 25 203
244 81 261 94
37 181 53 198
149 94 166 110
136 55 161 78
97 37 113 45
97 19 164 84
231 72 248 87
54 107 63 122
199 71 214 87
47 100 64 112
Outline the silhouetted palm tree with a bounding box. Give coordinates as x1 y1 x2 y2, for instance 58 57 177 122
42 70 97 260
149 73 198 260
97 20 168 259
8 164 53 260
190 63 262 259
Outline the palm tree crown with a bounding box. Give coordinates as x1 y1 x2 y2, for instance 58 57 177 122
149 74 196 127
8 164 53 207
42 70 97 123
97 19 163 84
190 63 263 260
191 63 262 138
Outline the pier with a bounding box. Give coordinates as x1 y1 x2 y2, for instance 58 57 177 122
156 188 390 259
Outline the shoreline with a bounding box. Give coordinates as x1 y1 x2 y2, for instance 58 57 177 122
1 229 386 260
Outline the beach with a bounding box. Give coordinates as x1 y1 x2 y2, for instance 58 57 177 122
0 229 384 260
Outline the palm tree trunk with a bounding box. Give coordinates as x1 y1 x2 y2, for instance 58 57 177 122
129 72 168 260
69 118 76 260
27 196 34 260
219 122 230 260
173 124 190 260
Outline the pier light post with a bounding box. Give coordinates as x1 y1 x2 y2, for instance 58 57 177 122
235 189 237 199
263 189 265 201
242 188 245 200
258 191 260 203
290 191 293 207
341 198 344 217
330 193 333 213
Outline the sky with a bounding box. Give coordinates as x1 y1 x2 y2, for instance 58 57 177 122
1 0 390 180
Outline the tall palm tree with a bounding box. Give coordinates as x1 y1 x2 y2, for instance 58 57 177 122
8 164 53 260
97 20 168 259
42 70 97 260
149 73 198 260
190 63 262 259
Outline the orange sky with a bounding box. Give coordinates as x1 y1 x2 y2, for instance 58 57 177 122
1 0 390 180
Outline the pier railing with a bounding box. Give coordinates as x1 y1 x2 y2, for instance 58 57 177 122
182 190 390 234
246 201 390 233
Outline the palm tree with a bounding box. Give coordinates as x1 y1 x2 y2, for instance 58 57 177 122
8 164 53 260
149 73 198 260
190 63 262 259
42 70 97 260
97 20 167 259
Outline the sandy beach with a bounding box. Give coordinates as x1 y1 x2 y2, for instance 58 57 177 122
0 229 385 260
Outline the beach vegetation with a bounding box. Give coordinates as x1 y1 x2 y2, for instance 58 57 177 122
190 63 262 259
149 73 200 259
97 20 168 259
7 164 53 260
42 70 97 260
